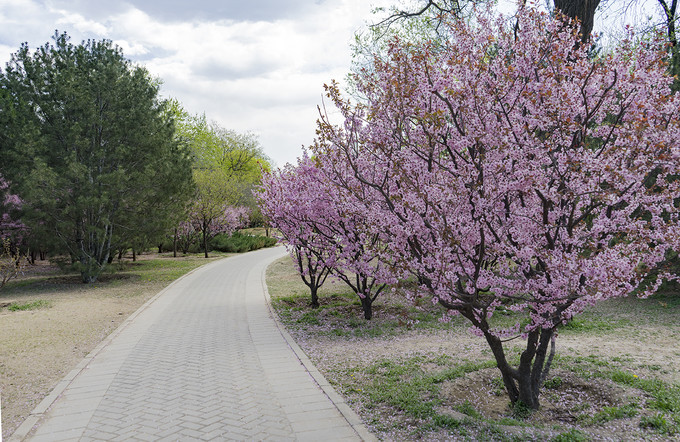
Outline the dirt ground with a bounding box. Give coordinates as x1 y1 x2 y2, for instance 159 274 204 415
266 257 680 441
289 318 680 441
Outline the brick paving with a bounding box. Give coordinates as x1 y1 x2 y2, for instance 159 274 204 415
9 247 374 441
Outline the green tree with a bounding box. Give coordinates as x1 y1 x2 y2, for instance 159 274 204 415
0 33 193 282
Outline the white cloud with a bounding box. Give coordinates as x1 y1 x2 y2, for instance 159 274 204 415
0 0 394 166
54 10 108 35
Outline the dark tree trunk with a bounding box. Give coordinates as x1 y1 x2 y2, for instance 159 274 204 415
132 248 136 262
203 230 209 258
334 270 386 320
202 220 209 258
310 285 320 308
483 327 556 410
173 228 178 258
295 246 330 309
553 0 601 44
360 296 373 320
659 0 680 90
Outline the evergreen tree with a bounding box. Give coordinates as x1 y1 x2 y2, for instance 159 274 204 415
0 33 193 282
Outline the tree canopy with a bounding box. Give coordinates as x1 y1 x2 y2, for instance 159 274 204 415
0 33 194 282
263 7 680 410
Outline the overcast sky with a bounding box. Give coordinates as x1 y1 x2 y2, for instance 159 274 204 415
0 0 400 167
0 1 663 167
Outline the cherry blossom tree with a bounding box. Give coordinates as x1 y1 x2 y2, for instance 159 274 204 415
0 177 26 290
174 220 200 255
0 178 25 243
260 155 394 318
188 200 249 258
316 8 680 410
307 154 395 319
258 157 335 308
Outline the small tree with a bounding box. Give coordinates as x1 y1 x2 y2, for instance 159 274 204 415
0 237 23 291
190 169 249 258
258 158 336 308
299 156 394 319
316 8 680 410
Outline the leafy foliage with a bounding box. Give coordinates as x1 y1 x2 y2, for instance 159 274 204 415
0 33 193 282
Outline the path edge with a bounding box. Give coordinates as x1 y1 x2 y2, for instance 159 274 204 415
8 258 225 442
260 254 378 442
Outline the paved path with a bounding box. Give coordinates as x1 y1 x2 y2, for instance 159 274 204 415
10 247 374 441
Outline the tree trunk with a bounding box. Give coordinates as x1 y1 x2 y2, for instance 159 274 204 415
132 248 136 262
659 0 680 89
310 285 320 308
203 229 209 258
484 327 556 410
173 228 178 258
553 0 601 44
361 296 373 320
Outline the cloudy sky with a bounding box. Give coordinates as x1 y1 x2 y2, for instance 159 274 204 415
0 0 400 167
0 1 663 167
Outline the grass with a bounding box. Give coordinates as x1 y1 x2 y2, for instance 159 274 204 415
5 299 52 311
266 255 680 441
270 283 456 339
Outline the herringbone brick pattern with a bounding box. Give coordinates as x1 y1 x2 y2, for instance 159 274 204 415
15 248 368 441
80 273 294 441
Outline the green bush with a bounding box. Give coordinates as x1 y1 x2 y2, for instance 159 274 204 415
211 232 277 253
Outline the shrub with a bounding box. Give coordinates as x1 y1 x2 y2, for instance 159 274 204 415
211 232 277 253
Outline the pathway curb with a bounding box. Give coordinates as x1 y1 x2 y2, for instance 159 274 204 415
8 260 222 441
260 255 377 442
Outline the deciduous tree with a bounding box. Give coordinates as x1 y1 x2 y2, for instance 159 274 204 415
258 157 335 308
316 7 680 410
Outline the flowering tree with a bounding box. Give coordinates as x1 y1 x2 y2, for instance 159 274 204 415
316 8 680 409
260 156 394 318
0 178 25 243
0 178 26 290
190 169 250 258
174 220 201 255
307 155 395 319
188 199 249 259
258 157 335 308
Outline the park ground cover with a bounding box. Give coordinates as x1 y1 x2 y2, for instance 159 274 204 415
267 256 680 441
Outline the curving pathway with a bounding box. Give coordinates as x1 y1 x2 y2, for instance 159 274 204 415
10 246 374 441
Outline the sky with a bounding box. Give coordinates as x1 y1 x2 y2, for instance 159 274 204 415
0 1 663 167
0 0 398 167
